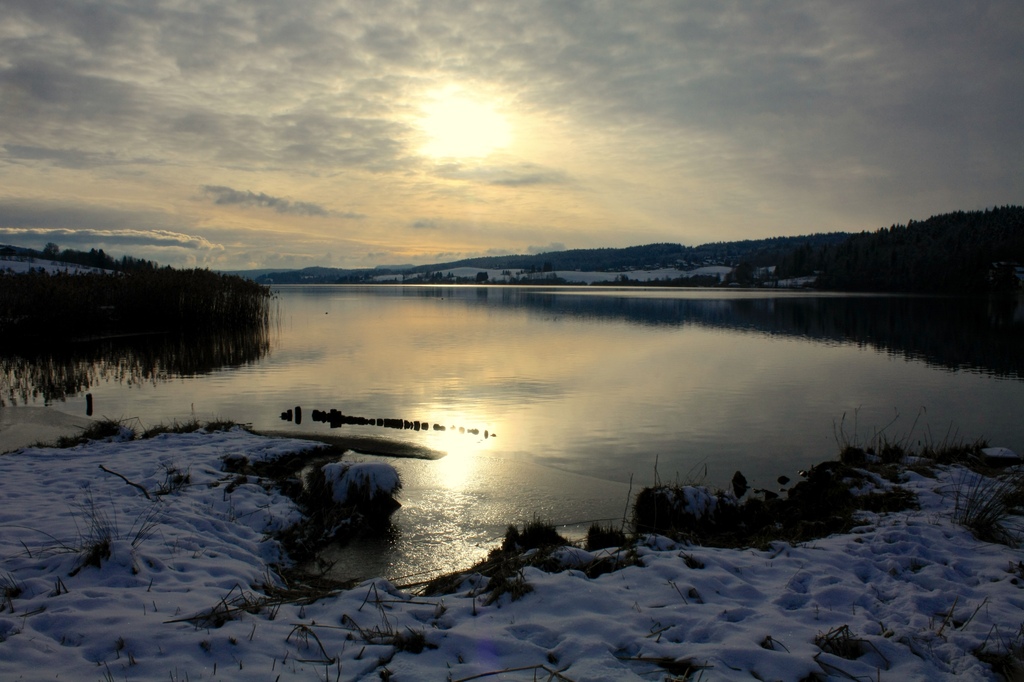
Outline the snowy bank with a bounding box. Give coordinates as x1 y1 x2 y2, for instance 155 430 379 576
1 429 1023 680
322 461 403 505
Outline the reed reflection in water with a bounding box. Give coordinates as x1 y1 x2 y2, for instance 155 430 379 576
1 328 271 407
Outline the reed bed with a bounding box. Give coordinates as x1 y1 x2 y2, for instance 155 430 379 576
0 268 271 342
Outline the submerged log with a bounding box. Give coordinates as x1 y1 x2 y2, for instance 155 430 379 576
294 405 494 440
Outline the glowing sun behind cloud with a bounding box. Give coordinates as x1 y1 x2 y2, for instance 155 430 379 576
419 89 512 159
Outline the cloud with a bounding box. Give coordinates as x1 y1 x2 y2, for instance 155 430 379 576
201 185 345 218
0 200 184 233
0 226 222 252
0 59 142 125
0 4 416 175
432 162 569 187
3 145 157 170
413 2 1022 210
0 199 223 260
0 0 1021 266
488 173 565 188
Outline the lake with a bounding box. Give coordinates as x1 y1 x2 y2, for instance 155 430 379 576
3 285 1023 582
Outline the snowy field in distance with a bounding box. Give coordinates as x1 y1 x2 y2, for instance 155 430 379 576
374 265 734 285
0 255 113 276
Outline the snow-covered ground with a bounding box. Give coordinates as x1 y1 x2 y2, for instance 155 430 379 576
1 428 1022 680
0 256 113 276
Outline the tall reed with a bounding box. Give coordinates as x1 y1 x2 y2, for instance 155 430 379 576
0 269 271 342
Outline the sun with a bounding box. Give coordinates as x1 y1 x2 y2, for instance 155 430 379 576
418 89 512 159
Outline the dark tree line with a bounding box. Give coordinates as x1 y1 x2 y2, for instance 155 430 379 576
776 206 1024 293
37 242 158 272
410 235 851 275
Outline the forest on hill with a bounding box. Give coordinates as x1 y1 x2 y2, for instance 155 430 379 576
250 206 1023 293
775 205 1024 293
410 234 852 274
1 242 159 272
252 233 851 285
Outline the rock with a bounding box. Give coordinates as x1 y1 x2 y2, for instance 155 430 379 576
731 471 748 498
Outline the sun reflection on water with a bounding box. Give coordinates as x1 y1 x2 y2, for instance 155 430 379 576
427 413 500 491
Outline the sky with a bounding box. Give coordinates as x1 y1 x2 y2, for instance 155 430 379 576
1 1 1022 271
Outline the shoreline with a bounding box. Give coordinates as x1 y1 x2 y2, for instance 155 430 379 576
254 428 447 460
0 406 449 460
0 405 96 454
1 425 1021 679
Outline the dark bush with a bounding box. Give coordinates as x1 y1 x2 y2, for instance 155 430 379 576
585 523 626 551
502 519 568 553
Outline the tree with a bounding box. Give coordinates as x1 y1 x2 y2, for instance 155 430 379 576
733 261 755 286
475 271 489 283
42 242 60 259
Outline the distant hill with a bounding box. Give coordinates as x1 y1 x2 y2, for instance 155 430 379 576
251 265 406 284
405 235 852 273
253 233 851 285
9 205 1021 293
220 268 296 279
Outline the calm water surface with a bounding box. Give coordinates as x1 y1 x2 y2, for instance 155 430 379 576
4 286 1023 582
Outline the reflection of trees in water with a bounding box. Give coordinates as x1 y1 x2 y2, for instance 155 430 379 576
1 329 271 406
728 295 1024 379
674 295 1023 379
398 287 1024 380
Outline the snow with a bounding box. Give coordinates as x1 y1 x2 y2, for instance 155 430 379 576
0 256 114 276
771 275 819 288
668 485 736 521
983 447 1022 464
2 428 1023 680
322 460 402 504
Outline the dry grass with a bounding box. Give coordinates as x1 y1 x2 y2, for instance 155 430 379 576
141 418 240 439
67 493 161 576
1 572 23 614
974 622 1024 681
813 624 864 660
55 418 134 448
585 522 626 551
950 467 1024 546
502 517 568 553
